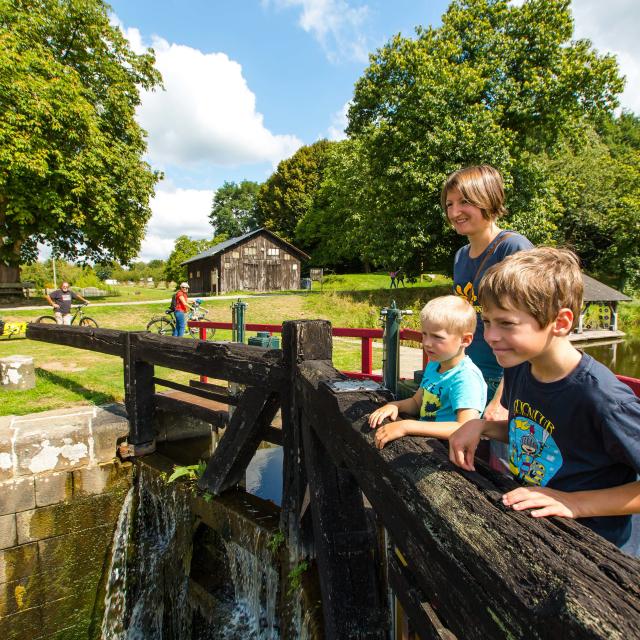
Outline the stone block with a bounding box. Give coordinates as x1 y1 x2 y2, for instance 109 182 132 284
0 355 35 390
42 588 100 635
38 523 115 573
0 416 14 481
91 404 129 463
73 461 132 497
0 604 44 640
13 414 92 477
0 543 39 583
35 471 73 507
0 514 16 549
17 492 125 544
0 574 45 618
0 477 35 515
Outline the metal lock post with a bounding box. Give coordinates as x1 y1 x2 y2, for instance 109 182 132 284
380 300 413 397
231 298 247 343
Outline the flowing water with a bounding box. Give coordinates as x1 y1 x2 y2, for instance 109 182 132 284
101 465 283 639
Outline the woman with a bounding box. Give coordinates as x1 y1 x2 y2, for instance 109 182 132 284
442 165 533 467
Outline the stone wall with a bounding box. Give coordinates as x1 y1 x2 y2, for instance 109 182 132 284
0 404 131 640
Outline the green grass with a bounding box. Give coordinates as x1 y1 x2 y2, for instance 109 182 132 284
2 273 637 416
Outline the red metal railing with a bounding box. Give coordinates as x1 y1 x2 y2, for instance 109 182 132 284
189 320 426 382
189 320 640 397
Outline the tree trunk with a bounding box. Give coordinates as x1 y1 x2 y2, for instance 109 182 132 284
0 264 20 283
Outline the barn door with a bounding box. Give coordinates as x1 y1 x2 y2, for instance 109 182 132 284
266 262 282 291
243 261 259 291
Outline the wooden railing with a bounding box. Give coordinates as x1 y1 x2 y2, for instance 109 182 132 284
189 319 426 380
25 321 640 640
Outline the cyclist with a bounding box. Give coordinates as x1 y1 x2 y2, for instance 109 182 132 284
173 282 193 337
45 282 89 325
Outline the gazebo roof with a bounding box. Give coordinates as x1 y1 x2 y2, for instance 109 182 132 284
582 274 631 303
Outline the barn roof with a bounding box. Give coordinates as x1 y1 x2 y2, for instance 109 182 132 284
181 228 310 265
582 273 631 302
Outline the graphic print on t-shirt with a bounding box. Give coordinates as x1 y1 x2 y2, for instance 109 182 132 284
508 404 563 486
420 387 441 420
454 282 481 313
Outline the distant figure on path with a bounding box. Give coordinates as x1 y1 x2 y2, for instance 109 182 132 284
45 282 88 325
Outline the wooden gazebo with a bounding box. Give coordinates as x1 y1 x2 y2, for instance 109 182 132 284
573 274 631 341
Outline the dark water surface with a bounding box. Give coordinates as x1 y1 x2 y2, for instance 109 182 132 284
582 335 640 379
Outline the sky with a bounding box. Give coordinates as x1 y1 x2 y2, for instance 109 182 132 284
99 0 640 262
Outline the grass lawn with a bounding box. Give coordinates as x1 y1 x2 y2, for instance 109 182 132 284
2 272 639 416
3 271 639 416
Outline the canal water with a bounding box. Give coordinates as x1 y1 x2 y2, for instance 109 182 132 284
582 334 640 379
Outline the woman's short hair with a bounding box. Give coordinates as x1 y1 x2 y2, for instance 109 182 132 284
441 165 507 221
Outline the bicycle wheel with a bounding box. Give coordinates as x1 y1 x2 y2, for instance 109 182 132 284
34 315 57 324
147 317 174 336
79 317 99 328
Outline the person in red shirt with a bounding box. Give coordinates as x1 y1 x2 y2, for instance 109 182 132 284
173 282 192 337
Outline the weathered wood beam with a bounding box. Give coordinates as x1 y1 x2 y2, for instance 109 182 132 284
198 387 280 494
301 415 388 639
296 359 640 639
124 332 155 448
280 320 333 556
154 377 239 406
133 332 285 387
26 323 125 356
153 394 228 429
387 549 456 640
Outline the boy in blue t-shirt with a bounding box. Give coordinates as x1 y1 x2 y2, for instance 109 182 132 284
449 247 640 549
369 295 487 448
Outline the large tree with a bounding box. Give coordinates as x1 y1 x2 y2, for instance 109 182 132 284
209 180 260 238
345 0 623 274
255 139 334 244
0 0 162 282
164 235 221 285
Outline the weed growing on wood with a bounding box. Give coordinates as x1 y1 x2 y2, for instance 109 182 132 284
287 560 309 596
166 460 206 483
267 530 285 555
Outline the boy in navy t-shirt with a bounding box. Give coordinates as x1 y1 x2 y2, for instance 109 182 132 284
369 295 487 448
449 247 640 549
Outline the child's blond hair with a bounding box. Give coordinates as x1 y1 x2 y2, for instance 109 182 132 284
478 247 583 328
420 295 477 335
441 165 507 221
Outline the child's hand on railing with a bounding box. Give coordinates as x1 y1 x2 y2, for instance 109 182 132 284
368 403 399 428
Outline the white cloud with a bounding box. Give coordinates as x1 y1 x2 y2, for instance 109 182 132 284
326 101 350 140
118 26 302 168
138 186 214 261
570 0 640 113
264 0 370 63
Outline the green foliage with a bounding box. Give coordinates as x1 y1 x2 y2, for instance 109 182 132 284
286 560 308 596
0 0 162 279
166 460 207 483
256 140 335 243
341 0 624 275
164 235 218 284
267 530 285 555
210 180 261 238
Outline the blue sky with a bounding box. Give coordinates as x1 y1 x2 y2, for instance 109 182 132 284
101 0 639 261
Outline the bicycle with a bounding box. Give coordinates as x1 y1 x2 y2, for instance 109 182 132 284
146 299 215 339
35 303 98 328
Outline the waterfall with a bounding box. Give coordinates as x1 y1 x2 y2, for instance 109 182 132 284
101 466 284 639
101 487 134 640
101 467 193 639
223 535 279 639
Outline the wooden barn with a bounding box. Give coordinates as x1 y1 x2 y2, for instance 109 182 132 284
181 228 310 294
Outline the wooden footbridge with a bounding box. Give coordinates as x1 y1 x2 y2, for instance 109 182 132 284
26 321 640 639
